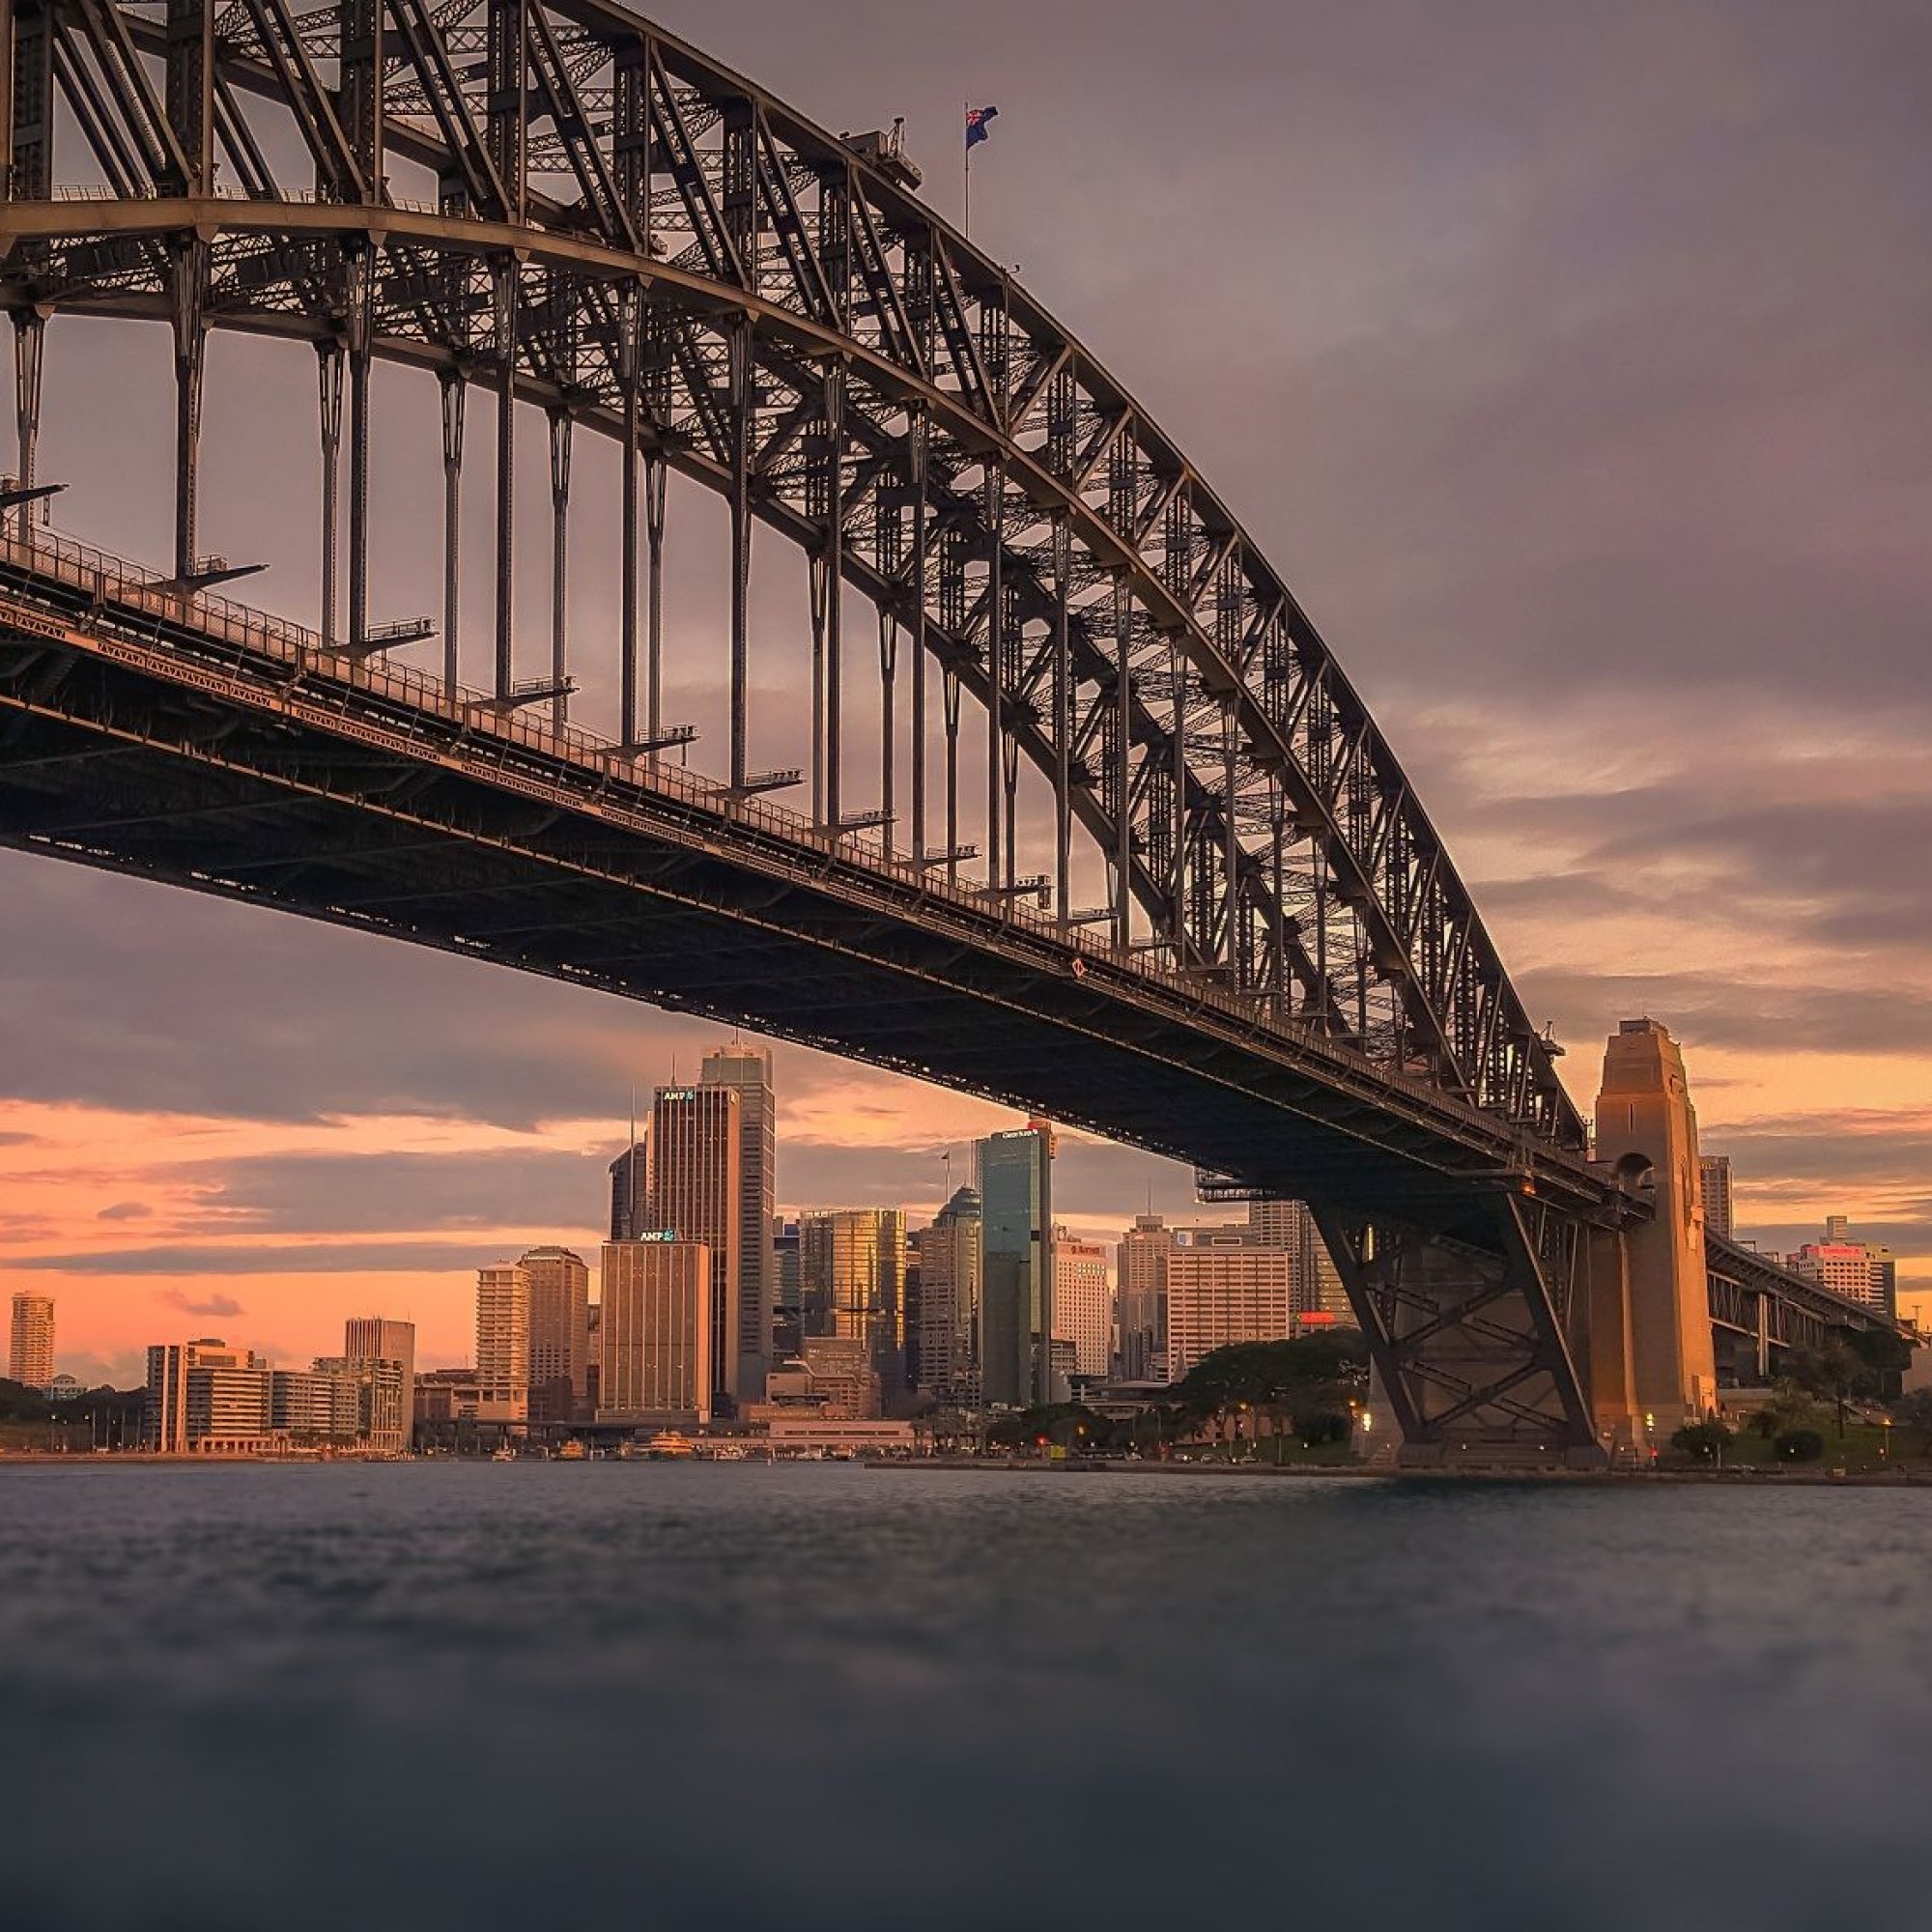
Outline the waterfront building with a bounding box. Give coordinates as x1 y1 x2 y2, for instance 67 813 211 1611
1165 1240 1296 1382
701 1042 777 1404
798 1208 908 1396
475 1263 531 1423
1052 1228 1113 1379
9 1292 54 1389
312 1355 408 1450
764 1335 881 1421
584 1299 603 1414
270 1365 363 1441
521 1245 591 1421
648 1082 743 1411
979 1121 1055 1407
915 1184 982 1404
144 1338 273 1453
342 1317 416 1448
414 1369 528 1428
1699 1156 1735 1245
599 1237 713 1427
1116 1214 1172 1381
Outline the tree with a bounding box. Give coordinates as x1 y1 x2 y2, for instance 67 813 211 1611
1774 1429 1825 1463
1889 1389 1932 1452
1671 1419 1734 1463
1781 1342 1865 1439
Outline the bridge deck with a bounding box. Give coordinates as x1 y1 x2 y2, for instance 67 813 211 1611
0 525 1623 1227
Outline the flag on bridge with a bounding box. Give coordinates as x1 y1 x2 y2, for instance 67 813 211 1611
965 105 1000 151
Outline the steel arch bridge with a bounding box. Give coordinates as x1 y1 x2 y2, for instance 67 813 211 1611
0 0 1886 1456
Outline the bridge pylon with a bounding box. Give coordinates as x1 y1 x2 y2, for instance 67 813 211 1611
1590 1020 1719 1451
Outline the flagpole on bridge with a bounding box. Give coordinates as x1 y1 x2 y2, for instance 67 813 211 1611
963 99 972 240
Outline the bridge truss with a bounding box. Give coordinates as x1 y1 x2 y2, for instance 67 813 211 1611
0 0 1690 1455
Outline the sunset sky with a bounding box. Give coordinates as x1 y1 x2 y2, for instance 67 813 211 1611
4 0 1928 1384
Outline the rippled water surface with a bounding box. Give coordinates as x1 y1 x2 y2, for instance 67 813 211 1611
3 1463 1927 1930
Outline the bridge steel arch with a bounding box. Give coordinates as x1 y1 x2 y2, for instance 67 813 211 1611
0 0 1629 1456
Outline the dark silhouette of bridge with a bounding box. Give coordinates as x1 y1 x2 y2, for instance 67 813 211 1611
0 0 1890 1461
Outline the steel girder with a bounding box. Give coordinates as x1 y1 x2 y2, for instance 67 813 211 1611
0 0 1583 1155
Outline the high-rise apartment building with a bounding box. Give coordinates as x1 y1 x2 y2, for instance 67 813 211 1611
1699 1156 1735 1245
342 1317 416 1446
1052 1228 1112 1379
144 1339 273 1452
1166 1238 1295 1381
9 1292 54 1389
1116 1214 1173 1380
521 1245 591 1422
979 1121 1055 1407
701 1042 776 1403
915 1184 981 1402
648 1083 743 1410
599 1237 713 1426
798 1208 908 1396
476 1263 532 1422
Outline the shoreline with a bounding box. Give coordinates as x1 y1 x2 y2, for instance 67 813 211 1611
3 1452 1928 1488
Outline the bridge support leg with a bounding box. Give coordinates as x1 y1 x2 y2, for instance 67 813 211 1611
1592 1019 1719 1442
1314 1195 1605 1467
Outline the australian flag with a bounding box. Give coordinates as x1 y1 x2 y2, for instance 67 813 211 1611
965 105 1000 151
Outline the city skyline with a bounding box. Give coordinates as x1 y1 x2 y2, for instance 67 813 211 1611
2 0 1927 1378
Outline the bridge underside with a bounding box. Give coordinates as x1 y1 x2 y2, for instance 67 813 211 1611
0 571 1620 1457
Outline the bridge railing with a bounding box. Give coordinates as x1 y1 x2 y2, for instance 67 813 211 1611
0 518 1532 1146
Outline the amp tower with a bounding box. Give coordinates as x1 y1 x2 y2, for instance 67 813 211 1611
1590 1020 1718 1447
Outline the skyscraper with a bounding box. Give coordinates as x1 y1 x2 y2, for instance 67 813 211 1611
599 1237 713 1426
1699 1155 1735 1244
701 1042 776 1403
521 1245 590 1421
648 1083 743 1411
915 1184 981 1402
610 1129 649 1241
978 1121 1055 1407
797 1208 908 1397
9 1292 54 1389
1052 1228 1112 1379
476 1263 532 1422
342 1316 416 1447
1246 1197 1351 1323
1116 1214 1173 1380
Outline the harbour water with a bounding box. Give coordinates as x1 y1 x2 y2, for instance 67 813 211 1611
2 1463 1926 1930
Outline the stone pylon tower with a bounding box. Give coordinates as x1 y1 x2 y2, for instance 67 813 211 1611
1591 1020 1718 1445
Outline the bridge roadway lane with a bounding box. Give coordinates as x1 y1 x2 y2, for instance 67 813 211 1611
0 539 1635 1237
